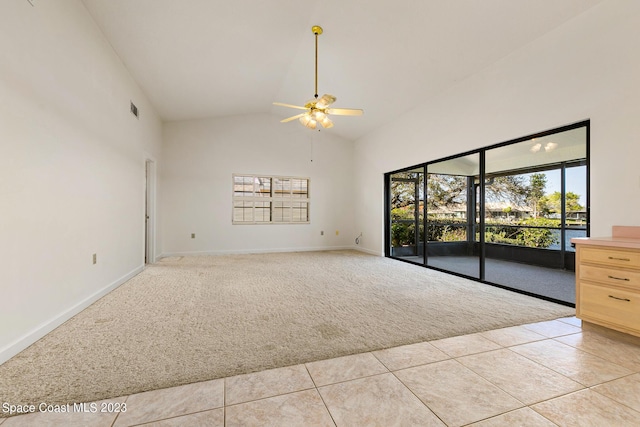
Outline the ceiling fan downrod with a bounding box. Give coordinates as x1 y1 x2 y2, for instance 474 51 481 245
312 25 323 100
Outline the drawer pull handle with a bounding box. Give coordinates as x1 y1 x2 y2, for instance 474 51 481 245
607 275 630 282
608 256 631 261
608 295 631 302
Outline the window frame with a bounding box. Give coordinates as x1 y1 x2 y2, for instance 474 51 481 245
232 174 310 224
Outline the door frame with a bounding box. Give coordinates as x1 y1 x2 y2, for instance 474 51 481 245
145 158 157 264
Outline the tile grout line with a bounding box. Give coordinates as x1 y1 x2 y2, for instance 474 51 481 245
124 404 225 426
551 331 640 371
303 363 320 389
556 316 580 327
369 350 394 371
507 337 634 389
589 371 640 388
478 328 548 347
301 363 338 425
303 352 391 389
124 411 198 427
519 406 562 427
307 370 391 389
389 368 450 427
458 408 557 427
306 364 338 427
224 386 317 409
588 384 640 416
451 349 584 412
424 332 506 360
110 395 129 427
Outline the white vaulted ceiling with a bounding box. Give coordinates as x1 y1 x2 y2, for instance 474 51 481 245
81 0 603 141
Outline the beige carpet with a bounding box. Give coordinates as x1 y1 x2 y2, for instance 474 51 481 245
0 250 574 408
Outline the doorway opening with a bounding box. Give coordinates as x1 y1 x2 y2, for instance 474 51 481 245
145 159 156 264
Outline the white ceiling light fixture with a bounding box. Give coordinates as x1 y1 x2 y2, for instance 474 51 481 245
530 140 558 153
273 26 363 130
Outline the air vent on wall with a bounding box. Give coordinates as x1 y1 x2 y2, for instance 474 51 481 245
130 101 139 119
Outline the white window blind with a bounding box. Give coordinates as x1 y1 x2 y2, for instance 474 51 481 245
233 175 309 224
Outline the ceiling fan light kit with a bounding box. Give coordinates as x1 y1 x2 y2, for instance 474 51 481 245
274 25 363 130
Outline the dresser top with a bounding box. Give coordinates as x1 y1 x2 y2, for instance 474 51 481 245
571 226 640 249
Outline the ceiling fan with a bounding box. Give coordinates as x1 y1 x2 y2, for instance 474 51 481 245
273 26 363 130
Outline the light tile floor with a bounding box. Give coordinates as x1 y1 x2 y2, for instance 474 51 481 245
3 317 640 426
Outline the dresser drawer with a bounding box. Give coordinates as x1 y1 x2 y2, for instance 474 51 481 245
579 282 640 332
580 264 640 289
580 247 640 269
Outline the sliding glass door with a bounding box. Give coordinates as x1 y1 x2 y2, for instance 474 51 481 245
482 126 587 302
426 154 480 279
389 168 424 263
384 121 589 305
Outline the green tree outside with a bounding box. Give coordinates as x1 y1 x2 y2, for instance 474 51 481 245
539 191 584 216
526 173 547 218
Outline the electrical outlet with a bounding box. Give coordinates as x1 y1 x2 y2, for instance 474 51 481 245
191 233 195 239
321 231 324 236
92 254 97 264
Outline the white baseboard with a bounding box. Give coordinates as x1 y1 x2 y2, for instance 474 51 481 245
0 265 143 366
159 245 356 258
353 246 384 256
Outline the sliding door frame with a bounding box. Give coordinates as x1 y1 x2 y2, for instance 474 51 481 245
384 120 590 306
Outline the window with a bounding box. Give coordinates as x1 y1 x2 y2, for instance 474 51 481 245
233 175 310 224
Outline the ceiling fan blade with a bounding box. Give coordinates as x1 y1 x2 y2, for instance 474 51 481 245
280 113 306 123
273 102 308 110
327 108 364 116
319 117 334 129
315 94 337 109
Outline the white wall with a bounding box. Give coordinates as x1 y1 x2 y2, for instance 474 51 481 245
161 113 356 255
354 0 640 255
0 1 163 363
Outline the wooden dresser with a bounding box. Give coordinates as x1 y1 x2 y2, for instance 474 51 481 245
572 226 640 338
